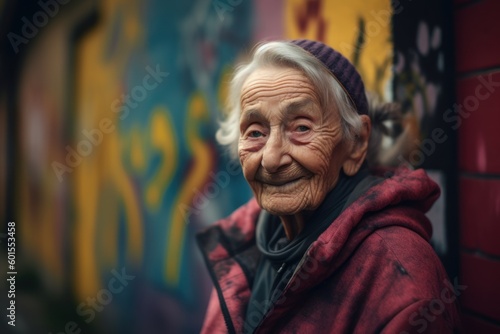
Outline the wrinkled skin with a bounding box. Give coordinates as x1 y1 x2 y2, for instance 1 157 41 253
238 66 370 239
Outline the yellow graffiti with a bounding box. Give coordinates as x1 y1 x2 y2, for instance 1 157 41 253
73 0 145 301
145 108 178 210
74 114 145 301
108 134 144 264
218 66 232 114
285 0 393 97
73 21 108 300
165 91 213 285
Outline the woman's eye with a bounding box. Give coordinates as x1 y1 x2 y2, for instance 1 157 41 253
248 130 263 138
296 125 310 132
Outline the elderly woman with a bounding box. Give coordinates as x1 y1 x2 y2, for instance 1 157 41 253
197 40 462 333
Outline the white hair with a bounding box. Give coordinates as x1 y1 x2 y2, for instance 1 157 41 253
216 41 364 159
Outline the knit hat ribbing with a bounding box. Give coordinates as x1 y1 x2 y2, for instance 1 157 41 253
291 39 368 115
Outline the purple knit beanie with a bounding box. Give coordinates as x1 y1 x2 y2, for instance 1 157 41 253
291 39 368 115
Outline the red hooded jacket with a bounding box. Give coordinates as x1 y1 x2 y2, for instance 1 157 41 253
197 168 463 333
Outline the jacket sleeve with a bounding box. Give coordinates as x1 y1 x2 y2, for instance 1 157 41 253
381 299 462 334
200 288 228 334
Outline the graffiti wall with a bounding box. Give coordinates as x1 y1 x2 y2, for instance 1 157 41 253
71 0 253 332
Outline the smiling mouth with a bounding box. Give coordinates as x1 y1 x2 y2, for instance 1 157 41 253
261 176 304 187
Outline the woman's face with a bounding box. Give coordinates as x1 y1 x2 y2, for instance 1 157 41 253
238 66 350 216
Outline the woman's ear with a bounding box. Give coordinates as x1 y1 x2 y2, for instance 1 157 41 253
342 115 371 176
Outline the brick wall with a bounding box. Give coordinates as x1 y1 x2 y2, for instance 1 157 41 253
454 0 500 332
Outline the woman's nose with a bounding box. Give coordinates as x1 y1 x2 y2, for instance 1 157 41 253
261 129 292 173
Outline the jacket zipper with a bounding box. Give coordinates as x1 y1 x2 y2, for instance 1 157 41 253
253 262 288 333
254 248 316 333
270 262 287 293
